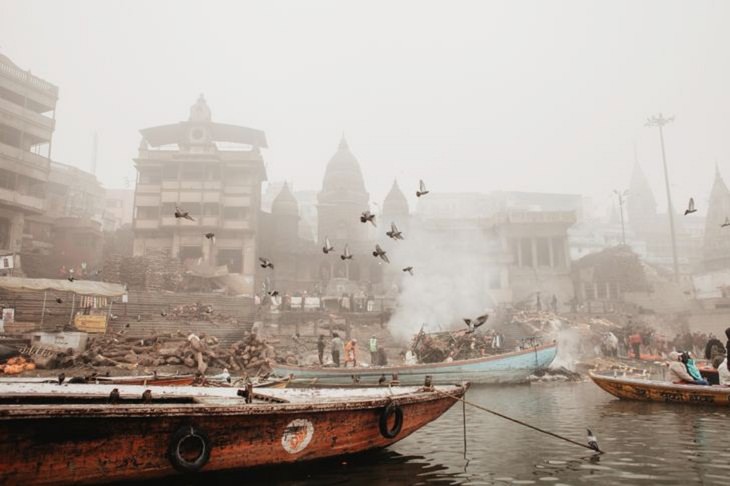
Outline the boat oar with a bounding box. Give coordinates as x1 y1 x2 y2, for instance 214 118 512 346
436 390 602 453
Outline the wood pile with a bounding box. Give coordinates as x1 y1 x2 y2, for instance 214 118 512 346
51 330 275 375
411 330 501 363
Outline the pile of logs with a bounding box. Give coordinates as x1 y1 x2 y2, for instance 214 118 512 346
48 330 275 374
411 330 502 363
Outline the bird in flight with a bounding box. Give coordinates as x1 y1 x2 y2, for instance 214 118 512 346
174 206 195 221
684 198 696 215
587 429 600 452
322 236 334 254
341 244 353 260
268 290 280 297
386 222 404 240
722 217 730 228
372 244 390 263
416 179 429 198
402 266 414 276
205 232 215 242
463 313 489 333
259 257 274 269
360 210 376 227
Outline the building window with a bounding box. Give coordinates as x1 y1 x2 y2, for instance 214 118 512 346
217 249 243 273
162 164 179 181
139 168 161 184
180 163 204 180
551 237 565 267
583 282 595 300
223 207 247 220
520 238 533 267
137 206 159 219
205 165 221 180
536 237 550 266
0 169 16 190
224 167 247 184
597 282 608 299
203 203 219 216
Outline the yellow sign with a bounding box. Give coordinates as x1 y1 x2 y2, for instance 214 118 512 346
74 314 108 333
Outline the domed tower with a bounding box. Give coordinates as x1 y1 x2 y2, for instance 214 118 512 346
703 166 730 270
317 135 370 245
627 161 657 238
382 179 409 223
271 183 299 242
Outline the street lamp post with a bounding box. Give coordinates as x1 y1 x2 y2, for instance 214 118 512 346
645 113 679 281
613 189 628 246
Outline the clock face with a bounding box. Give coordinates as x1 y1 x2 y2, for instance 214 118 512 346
190 127 206 142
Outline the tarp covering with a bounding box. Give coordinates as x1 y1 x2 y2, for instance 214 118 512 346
0 277 126 297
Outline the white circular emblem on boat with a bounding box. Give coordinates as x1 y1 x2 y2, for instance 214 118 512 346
281 419 314 454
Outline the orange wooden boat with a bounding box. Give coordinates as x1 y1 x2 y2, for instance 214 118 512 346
0 381 466 485
589 371 730 406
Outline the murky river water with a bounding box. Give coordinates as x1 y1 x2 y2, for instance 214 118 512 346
148 381 730 486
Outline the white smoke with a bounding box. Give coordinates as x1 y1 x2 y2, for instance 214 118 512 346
386 222 498 343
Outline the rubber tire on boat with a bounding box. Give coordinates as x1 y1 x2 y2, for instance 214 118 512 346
168 425 212 473
379 402 403 439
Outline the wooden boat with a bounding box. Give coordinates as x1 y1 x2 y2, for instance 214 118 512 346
589 371 730 406
0 374 290 389
0 381 466 485
274 343 557 385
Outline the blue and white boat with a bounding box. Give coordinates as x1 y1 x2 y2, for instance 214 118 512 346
274 343 558 385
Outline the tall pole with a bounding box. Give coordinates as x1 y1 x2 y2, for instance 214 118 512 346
645 113 679 281
614 190 627 245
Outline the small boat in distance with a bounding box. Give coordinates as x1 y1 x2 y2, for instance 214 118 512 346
0 382 467 485
589 371 730 406
274 342 557 385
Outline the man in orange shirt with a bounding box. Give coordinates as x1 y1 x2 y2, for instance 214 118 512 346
344 338 358 367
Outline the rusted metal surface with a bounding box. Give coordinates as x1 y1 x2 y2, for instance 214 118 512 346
590 372 730 406
0 384 466 485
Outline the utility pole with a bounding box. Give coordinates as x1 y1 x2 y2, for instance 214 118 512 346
613 189 628 245
645 113 679 281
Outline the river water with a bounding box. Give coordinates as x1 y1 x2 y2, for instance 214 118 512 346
151 381 730 486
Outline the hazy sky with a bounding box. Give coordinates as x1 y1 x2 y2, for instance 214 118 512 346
2 0 729 215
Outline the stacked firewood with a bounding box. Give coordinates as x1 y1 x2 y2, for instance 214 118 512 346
55 331 275 374
411 330 501 363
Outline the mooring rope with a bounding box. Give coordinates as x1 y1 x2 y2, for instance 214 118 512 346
436 389 602 453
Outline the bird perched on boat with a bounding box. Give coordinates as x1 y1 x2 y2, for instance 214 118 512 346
322 236 334 254
722 217 730 228
684 198 697 215
340 244 353 261
587 429 600 452
67 276 75 282
109 388 120 404
57 373 65 385
416 179 429 198
351 375 361 384
160 310 167 317
402 266 414 276
142 389 152 403
268 290 280 297
360 210 376 227
259 257 274 269
463 314 489 333
204 232 215 242
378 374 386 385
174 205 195 221
372 244 390 263
55 297 63 304
386 222 404 240
67 376 87 384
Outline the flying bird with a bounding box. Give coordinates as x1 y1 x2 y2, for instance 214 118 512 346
259 257 274 269
587 429 600 452
463 313 489 333
722 217 730 228
684 198 697 215
268 290 280 297
67 276 75 282
340 244 353 260
55 297 63 304
360 210 376 227
386 222 404 240
109 388 121 404
372 244 390 263
204 232 215 242
402 266 414 276
416 179 429 198
322 236 334 254
174 205 195 221
58 373 65 385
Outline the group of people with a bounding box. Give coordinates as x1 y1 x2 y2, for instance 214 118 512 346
666 327 730 386
316 333 387 367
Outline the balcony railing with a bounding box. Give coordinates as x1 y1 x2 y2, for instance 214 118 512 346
0 61 59 95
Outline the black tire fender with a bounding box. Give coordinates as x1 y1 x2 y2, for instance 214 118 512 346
379 402 403 439
168 425 212 473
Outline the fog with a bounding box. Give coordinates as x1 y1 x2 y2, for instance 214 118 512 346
2 0 730 212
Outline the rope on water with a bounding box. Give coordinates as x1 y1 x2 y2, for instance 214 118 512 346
436 389 602 453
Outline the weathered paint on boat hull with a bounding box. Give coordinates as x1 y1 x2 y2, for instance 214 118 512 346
275 344 557 385
0 385 465 485
589 372 730 406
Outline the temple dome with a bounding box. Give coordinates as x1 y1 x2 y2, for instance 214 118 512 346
272 183 299 216
319 135 368 202
383 179 409 217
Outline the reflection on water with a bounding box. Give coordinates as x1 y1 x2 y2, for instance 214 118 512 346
142 382 730 486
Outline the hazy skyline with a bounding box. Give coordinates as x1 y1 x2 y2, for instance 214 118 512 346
2 0 729 215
